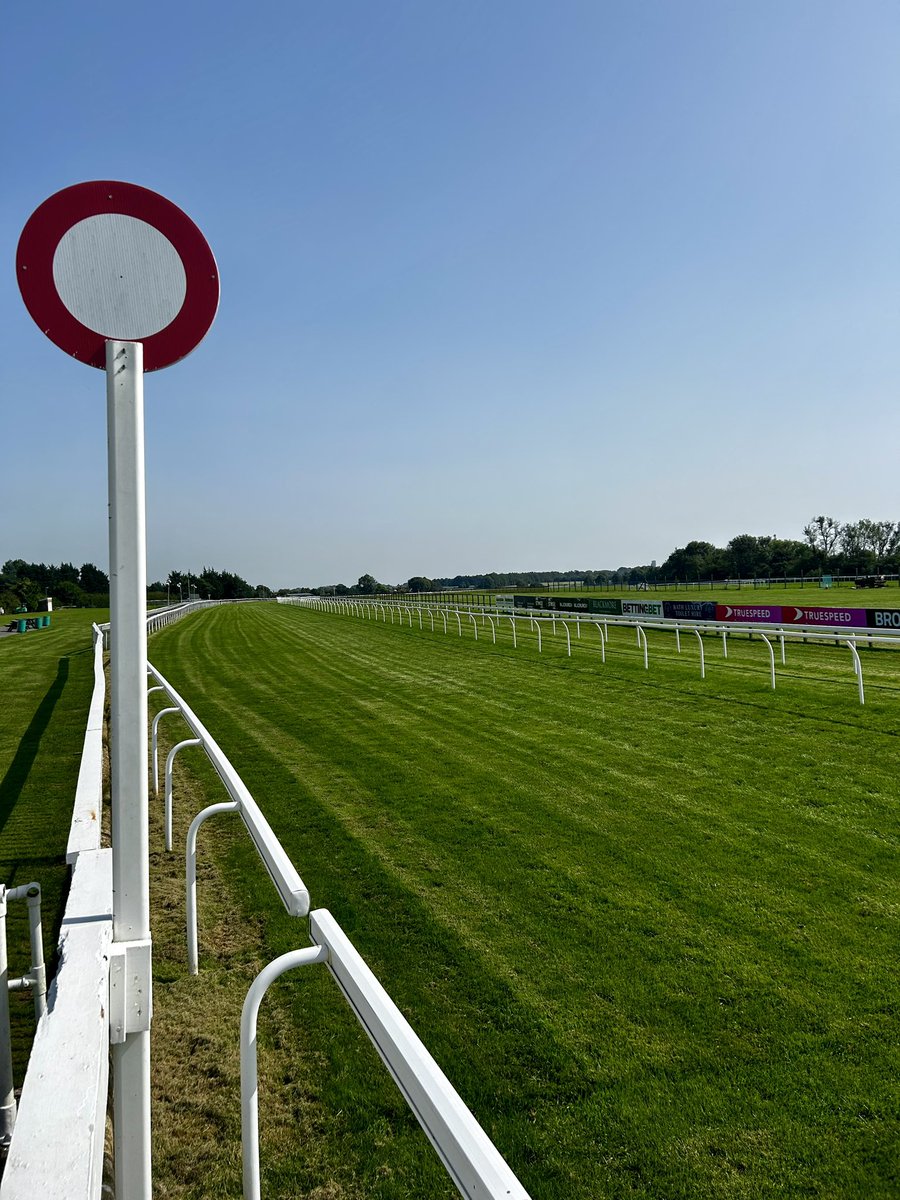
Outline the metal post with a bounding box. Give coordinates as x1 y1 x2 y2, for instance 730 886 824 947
106 339 152 1200
0 887 16 1144
240 946 329 1200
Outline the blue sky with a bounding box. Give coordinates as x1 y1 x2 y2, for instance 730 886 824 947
2 1 899 587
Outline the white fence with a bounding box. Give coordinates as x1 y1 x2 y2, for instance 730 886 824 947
1 602 531 1200
285 596 900 708
1 625 111 1200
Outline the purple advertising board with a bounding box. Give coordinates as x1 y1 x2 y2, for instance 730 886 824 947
715 604 783 623
781 607 868 628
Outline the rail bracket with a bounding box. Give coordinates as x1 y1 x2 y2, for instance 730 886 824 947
108 938 153 1043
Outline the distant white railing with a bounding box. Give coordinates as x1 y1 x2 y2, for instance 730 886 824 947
290 596 900 707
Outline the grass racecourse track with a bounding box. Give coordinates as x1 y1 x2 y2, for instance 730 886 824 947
0 610 105 1080
146 602 898 1200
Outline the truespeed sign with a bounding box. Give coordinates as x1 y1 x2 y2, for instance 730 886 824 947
16 180 219 371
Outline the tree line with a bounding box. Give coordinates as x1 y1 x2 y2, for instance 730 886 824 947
307 515 900 595
0 558 272 611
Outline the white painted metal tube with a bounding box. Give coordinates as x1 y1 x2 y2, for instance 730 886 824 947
694 628 706 679
845 640 865 705
6 884 46 1022
240 945 329 1200
0 889 16 1143
106 340 151 1200
148 663 310 917
164 739 202 852
486 614 496 644
309 909 533 1200
637 625 648 670
186 801 240 975
507 616 517 648
759 633 776 690
468 614 478 640
151 706 180 796
561 621 571 657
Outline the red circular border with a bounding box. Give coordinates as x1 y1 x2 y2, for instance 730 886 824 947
16 181 219 372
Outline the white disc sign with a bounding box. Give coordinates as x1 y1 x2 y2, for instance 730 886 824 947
17 181 219 371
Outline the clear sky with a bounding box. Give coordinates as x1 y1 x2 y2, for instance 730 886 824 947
2 1 899 588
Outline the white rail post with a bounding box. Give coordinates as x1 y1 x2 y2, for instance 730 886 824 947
638 625 648 669
759 633 776 690
845 640 865 705
561 620 571 657
0 887 15 1144
594 622 606 663
151 706 180 795
675 624 681 653
721 629 728 658
468 614 478 640
186 801 240 975
11 883 47 1021
486 614 496 644
164 738 202 851
508 615 517 648
693 628 706 679
240 946 329 1200
106 339 152 1200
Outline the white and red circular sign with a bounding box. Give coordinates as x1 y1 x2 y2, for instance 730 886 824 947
16 181 219 371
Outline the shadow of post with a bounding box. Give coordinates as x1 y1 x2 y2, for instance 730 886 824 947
0 657 70 839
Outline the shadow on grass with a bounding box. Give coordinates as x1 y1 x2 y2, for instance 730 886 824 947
0 656 70 838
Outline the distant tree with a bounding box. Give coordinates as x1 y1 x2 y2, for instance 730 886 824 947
354 574 381 594
406 576 434 593
79 562 109 592
55 580 88 607
803 516 842 560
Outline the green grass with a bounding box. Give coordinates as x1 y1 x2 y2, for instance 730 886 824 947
147 603 899 1199
0 609 107 1078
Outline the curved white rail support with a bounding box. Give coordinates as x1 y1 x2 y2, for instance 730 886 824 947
486 614 496 644
186 801 240 975
637 625 648 670
693 628 706 679
721 630 728 659
507 616 517 648
592 622 606 664
759 633 776 690
151 707 180 796
845 640 865 705
240 945 329 1200
675 625 681 653
164 738 202 852
561 621 571 657
467 614 478 640
534 621 542 653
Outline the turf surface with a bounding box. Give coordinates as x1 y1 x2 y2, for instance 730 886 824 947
147 602 899 1199
0 610 106 1079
